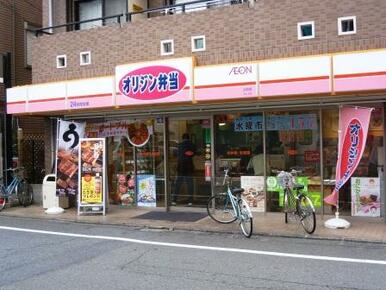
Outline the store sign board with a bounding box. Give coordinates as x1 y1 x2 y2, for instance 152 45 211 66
351 177 380 217
118 66 186 100
234 114 318 132
241 176 265 212
194 63 258 101
78 138 106 215
334 51 386 92
259 56 331 97
115 58 193 105
66 77 114 110
55 120 85 196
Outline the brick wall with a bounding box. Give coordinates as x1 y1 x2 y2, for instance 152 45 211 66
33 0 386 84
0 0 42 87
0 1 46 174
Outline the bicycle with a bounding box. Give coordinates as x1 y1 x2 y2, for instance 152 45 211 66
273 169 316 234
206 169 253 238
0 167 33 211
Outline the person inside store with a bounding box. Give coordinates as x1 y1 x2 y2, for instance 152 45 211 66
247 145 264 176
172 133 196 206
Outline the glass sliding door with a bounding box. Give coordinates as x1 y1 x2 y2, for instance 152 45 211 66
168 118 212 207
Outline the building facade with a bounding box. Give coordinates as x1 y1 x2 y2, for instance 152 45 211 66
0 0 48 184
7 0 386 218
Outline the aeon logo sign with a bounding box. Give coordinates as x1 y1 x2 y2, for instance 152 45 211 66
119 65 187 100
229 65 253 75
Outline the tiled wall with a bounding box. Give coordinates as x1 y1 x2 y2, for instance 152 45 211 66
33 0 386 84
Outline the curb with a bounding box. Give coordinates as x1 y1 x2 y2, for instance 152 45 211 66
1 213 385 245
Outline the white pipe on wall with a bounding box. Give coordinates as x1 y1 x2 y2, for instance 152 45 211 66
48 0 53 33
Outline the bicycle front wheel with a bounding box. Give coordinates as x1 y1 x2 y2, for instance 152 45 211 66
297 195 316 234
238 199 253 238
207 194 237 224
17 181 33 207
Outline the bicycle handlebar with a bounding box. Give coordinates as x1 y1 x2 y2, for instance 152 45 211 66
4 167 24 172
272 169 302 176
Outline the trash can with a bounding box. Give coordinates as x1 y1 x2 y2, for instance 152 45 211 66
42 174 69 209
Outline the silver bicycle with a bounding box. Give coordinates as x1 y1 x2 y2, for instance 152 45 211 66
206 169 253 238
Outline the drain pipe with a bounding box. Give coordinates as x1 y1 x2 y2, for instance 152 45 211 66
11 0 15 85
48 0 53 33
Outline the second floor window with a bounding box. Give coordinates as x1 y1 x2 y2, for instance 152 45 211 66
75 0 127 30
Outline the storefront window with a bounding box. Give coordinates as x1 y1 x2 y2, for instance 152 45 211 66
265 111 321 213
214 113 265 212
87 118 164 207
323 105 384 216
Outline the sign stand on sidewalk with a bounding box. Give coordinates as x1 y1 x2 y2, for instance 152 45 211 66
45 207 64 214
78 138 106 216
324 207 350 229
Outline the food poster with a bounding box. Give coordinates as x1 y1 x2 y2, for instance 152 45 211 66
137 174 156 207
116 174 136 206
266 176 322 208
241 176 265 212
79 139 104 204
128 122 152 147
351 177 380 217
56 120 86 196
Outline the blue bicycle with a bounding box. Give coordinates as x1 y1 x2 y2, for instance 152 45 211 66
0 167 33 211
207 169 253 238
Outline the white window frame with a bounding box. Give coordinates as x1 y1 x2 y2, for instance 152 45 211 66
191 35 206 52
80 51 91 66
338 16 356 36
297 21 315 40
56 55 67 69
160 39 174 56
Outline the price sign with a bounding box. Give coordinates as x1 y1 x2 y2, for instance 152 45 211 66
78 138 106 215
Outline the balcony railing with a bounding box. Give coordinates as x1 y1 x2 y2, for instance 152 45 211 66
35 0 245 36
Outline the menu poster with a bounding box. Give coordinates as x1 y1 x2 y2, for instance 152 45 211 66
78 138 106 215
116 174 136 207
56 120 85 196
351 177 380 217
240 176 265 212
137 175 156 207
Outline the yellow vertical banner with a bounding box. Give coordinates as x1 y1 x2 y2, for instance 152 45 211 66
78 138 106 215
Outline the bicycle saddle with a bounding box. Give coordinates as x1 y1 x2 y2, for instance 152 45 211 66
232 188 244 195
293 184 304 190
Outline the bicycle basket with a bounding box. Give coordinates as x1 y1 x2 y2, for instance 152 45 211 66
277 171 295 189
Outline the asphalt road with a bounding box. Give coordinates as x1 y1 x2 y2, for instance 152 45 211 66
1 216 386 290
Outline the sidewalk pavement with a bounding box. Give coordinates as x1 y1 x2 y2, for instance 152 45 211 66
1 204 386 244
